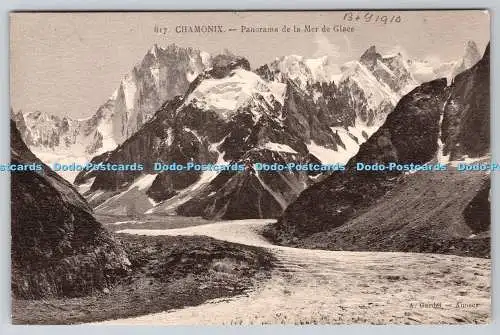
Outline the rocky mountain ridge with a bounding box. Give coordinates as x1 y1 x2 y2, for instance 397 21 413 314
266 43 490 256
72 42 424 219
71 41 487 220
13 44 213 181
14 41 481 183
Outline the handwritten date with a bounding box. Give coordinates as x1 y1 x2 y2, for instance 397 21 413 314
343 12 402 24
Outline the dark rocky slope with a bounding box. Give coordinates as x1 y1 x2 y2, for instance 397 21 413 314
442 44 490 160
11 120 130 299
288 170 490 258
267 44 490 256
463 177 490 234
269 78 449 239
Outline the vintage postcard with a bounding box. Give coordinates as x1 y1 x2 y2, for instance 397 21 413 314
9 10 490 325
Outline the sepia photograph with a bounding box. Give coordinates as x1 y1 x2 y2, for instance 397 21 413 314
9 10 491 325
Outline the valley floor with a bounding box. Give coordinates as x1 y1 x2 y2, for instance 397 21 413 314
98 219 490 325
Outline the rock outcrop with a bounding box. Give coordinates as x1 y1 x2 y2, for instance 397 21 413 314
11 120 130 299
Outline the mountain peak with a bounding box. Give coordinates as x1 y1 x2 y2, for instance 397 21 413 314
11 108 24 119
361 45 378 57
465 40 479 51
17 44 213 177
360 45 382 66
27 110 55 121
149 43 161 57
463 40 481 64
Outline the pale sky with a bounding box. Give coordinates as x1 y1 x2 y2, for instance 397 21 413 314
10 10 490 119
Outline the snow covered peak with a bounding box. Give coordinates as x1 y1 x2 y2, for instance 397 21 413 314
407 40 482 84
360 45 406 69
258 54 341 89
15 44 216 181
200 51 211 68
340 60 400 109
305 56 342 83
356 45 418 95
185 68 286 120
258 46 415 110
99 44 214 143
272 55 314 89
